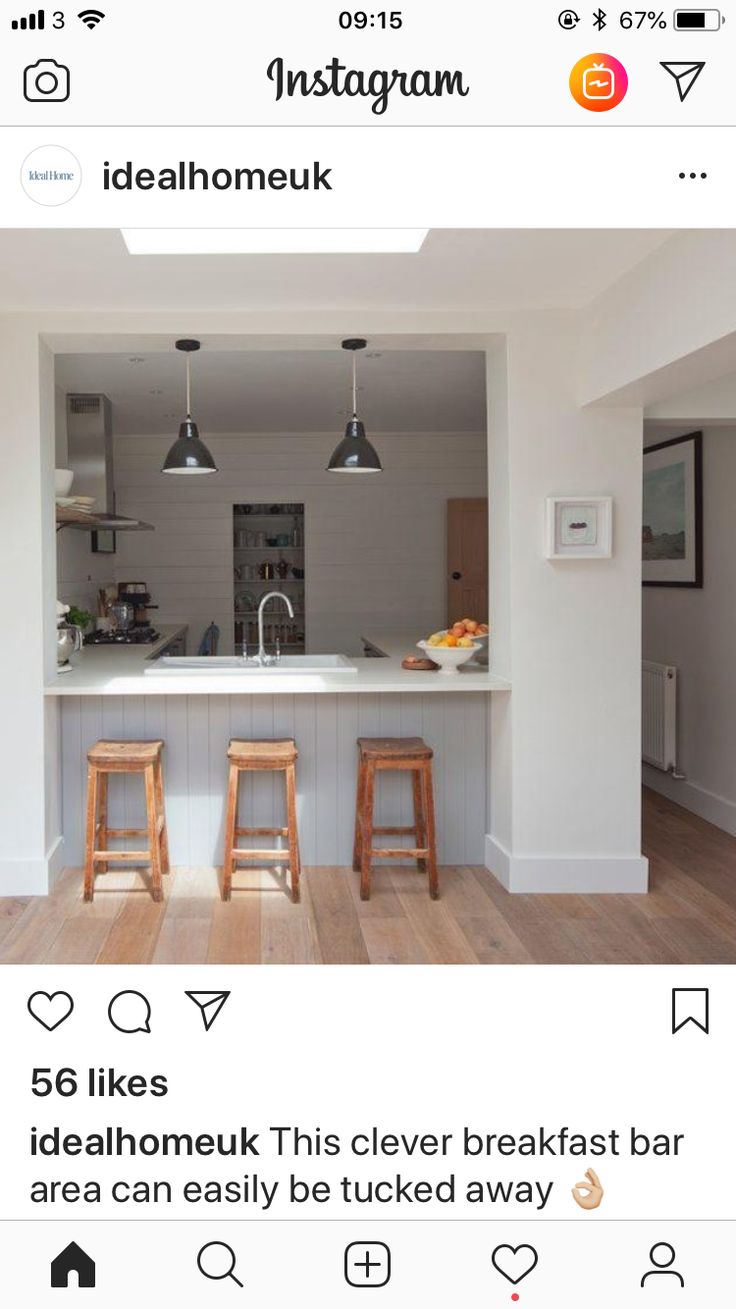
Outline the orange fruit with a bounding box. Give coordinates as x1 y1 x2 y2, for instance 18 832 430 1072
445 634 458 647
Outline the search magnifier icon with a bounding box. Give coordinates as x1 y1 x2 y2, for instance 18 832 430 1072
197 1241 244 1288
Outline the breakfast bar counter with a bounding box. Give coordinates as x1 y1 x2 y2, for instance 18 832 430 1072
49 630 507 868
45 628 510 697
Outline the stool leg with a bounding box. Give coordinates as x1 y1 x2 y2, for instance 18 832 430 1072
421 760 440 900
359 759 376 901
352 753 366 873
222 763 239 901
285 761 301 904
96 771 109 876
144 763 164 903
412 767 427 874
154 756 170 875
84 764 100 902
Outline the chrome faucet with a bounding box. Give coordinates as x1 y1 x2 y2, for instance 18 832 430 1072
255 591 294 665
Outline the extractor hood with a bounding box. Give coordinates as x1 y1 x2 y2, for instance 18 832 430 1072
64 394 153 532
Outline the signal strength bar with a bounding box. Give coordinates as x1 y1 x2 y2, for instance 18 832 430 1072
11 9 45 28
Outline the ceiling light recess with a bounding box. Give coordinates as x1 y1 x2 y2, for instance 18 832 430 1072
122 229 429 255
161 339 218 475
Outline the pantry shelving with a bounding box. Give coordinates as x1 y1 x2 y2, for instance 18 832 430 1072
232 502 306 654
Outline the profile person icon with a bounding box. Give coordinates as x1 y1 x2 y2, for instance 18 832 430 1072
641 1242 685 1288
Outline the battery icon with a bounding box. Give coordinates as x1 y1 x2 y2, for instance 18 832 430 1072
673 8 724 28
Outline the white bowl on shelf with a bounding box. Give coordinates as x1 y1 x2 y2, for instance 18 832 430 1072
55 468 74 497
417 640 480 675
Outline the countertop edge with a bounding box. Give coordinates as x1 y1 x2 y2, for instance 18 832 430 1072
43 628 511 696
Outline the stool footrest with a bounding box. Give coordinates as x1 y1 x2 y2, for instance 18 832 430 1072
373 825 418 836
235 826 289 838
92 848 152 863
100 826 148 839
371 847 429 860
232 848 292 861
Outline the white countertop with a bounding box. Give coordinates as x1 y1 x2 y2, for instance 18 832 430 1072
44 628 510 697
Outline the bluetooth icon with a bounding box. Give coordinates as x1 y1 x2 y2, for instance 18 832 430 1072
593 7 607 28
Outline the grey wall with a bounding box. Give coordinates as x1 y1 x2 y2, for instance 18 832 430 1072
643 426 736 833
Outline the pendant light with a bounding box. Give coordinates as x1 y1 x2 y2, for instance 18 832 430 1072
161 339 218 475
326 338 383 473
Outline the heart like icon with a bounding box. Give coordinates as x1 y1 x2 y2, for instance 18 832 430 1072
491 1244 539 1286
27 991 74 1031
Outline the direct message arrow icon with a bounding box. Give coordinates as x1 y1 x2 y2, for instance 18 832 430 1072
186 990 230 1031
661 61 706 102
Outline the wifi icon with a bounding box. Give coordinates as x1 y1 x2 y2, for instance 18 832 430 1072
78 8 104 27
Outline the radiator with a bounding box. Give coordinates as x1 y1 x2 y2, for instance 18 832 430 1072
642 660 678 772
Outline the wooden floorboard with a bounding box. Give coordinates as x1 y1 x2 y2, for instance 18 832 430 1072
1 788 735 964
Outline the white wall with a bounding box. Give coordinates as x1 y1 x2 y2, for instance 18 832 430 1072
486 317 648 892
111 430 487 655
0 321 56 894
643 427 736 833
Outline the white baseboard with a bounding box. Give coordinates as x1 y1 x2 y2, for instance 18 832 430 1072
0 836 62 897
485 835 649 894
46 835 66 887
643 765 736 836
0 857 50 897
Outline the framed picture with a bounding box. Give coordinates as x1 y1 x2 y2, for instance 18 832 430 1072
643 431 702 587
545 496 613 559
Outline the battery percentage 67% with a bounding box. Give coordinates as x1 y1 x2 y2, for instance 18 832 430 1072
620 9 667 25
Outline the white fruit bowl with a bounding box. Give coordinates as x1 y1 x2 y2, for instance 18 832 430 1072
417 640 480 675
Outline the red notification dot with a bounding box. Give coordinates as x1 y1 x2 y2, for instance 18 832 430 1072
511 1297 520 1303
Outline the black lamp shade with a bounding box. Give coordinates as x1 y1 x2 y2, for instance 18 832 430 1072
326 419 383 473
161 419 218 474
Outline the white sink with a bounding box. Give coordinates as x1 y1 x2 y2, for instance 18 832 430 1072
145 654 357 675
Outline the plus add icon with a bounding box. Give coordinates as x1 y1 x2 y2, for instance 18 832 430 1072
344 1242 392 1288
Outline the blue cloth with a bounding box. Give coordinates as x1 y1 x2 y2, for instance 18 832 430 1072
197 622 220 656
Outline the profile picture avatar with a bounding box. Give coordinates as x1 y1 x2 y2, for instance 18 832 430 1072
24 59 70 102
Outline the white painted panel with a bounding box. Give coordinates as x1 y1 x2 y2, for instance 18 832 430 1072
59 693 489 868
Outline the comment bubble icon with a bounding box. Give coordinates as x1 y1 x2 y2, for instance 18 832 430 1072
108 990 152 1034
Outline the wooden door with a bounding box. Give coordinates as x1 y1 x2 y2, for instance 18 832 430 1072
447 498 489 626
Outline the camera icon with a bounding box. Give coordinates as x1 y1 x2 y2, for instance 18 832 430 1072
23 59 70 102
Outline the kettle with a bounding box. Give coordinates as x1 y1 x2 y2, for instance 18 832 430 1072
57 622 83 667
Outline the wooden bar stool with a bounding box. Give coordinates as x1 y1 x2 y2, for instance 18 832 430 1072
222 739 301 903
84 740 170 903
353 736 439 901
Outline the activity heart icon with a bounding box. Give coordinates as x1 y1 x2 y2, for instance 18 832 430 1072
27 991 74 1031
491 1244 539 1285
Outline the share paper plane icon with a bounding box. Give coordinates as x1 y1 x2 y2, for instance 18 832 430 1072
185 990 230 1031
661 61 706 102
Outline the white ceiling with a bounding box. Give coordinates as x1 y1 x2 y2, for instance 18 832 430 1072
0 228 672 312
56 349 488 434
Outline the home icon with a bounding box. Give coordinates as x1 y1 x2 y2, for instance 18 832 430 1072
50 1241 96 1288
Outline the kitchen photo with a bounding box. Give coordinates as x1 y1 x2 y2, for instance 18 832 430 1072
1 228 736 965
